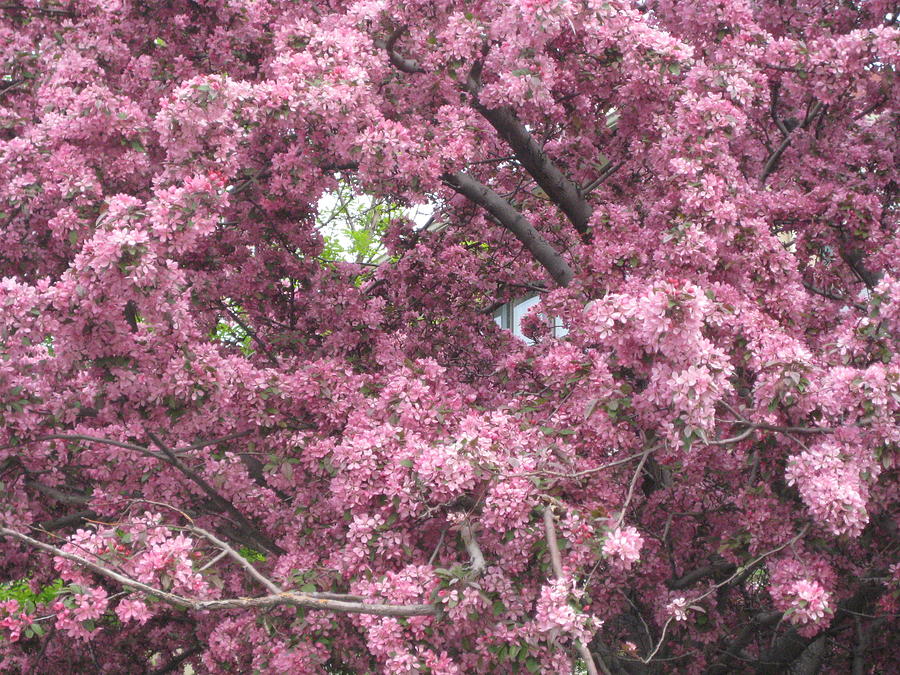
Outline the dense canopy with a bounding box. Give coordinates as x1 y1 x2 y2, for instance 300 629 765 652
0 0 898 672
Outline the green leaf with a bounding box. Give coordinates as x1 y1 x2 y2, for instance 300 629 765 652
238 547 266 562
526 657 541 673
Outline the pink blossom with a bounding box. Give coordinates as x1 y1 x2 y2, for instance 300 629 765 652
603 526 644 570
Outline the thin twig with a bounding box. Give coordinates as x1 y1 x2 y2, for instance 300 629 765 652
803 281 866 311
217 301 279 366
504 448 655 480
582 161 623 194
637 525 809 664
616 447 652 527
428 527 447 565
176 429 255 453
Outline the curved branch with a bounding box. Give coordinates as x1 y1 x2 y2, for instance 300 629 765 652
374 26 425 74
0 527 439 618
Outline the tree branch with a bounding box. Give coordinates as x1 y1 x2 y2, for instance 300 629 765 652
760 100 822 186
25 480 91 505
146 432 285 556
640 527 808 666
459 522 486 578
373 26 425 74
466 73 592 237
707 611 783 674
217 301 279 367
19 431 285 556
0 526 439 617
37 511 96 531
0 3 74 16
442 172 574 286
802 280 866 310
666 559 736 590
754 570 886 674
149 645 203 675
175 428 256 454
543 509 599 675
190 526 282 595
616 447 651 527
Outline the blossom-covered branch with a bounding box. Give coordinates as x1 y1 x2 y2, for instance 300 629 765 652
0 527 439 618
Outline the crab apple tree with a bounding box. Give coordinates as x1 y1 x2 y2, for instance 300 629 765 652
1 0 898 673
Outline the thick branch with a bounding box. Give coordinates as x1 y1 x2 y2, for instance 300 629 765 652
852 617 885 675
667 560 736 590
443 172 574 286
460 522 486 578
25 480 91 505
707 611 782 674
838 245 880 289
37 511 96 531
373 26 425 74
467 96 592 237
791 637 827 675
543 509 599 675
149 645 203 675
0 527 438 617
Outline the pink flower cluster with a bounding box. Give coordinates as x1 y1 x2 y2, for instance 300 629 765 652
533 577 598 645
785 441 871 536
51 587 109 641
0 600 32 643
602 526 644 571
768 556 836 638
666 596 690 622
